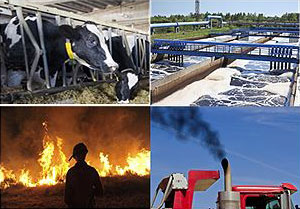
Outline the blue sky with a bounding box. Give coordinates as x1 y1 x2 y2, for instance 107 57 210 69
151 0 299 17
151 107 300 208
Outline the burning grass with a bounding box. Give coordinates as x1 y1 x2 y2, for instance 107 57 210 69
1 175 150 208
1 121 150 188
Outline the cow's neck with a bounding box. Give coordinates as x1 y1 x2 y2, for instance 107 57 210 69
55 36 72 62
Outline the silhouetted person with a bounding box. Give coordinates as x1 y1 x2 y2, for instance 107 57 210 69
65 143 103 208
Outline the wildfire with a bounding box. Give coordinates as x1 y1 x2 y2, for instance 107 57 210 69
37 135 69 186
19 169 36 187
98 149 150 176
0 122 150 189
99 153 113 176
0 165 16 189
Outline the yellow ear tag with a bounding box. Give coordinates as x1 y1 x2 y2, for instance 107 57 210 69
65 42 74 60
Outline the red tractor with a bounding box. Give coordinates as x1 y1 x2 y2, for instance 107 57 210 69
151 158 298 209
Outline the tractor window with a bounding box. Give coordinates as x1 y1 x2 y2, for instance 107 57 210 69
266 199 281 209
246 196 281 209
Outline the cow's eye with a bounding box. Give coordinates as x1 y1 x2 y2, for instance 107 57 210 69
87 35 97 47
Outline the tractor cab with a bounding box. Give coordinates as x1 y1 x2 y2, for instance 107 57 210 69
232 183 298 209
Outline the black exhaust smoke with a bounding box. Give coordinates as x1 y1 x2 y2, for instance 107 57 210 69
151 107 226 160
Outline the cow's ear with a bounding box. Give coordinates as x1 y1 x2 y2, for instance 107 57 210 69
59 25 80 40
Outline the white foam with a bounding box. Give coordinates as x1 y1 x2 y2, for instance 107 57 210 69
279 72 294 80
294 69 300 106
154 68 240 106
262 82 290 98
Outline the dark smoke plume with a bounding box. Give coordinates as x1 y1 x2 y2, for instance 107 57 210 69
151 107 226 160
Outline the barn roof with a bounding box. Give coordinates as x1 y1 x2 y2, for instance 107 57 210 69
23 0 147 14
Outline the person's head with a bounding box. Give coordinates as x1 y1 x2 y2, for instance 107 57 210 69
69 143 88 162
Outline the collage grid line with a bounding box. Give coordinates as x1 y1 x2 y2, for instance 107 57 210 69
0 0 299 208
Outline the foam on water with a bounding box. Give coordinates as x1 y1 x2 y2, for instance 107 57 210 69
153 35 299 107
151 35 236 81
154 67 239 106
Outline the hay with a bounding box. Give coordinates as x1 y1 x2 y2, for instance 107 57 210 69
12 83 149 104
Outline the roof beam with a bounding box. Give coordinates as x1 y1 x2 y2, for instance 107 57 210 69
81 0 107 9
55 2 92 13
99 0 122 6
46 3 80 13
63 1 94 12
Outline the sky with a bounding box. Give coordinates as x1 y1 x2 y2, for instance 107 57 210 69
151 107 300 209
151 0 299 17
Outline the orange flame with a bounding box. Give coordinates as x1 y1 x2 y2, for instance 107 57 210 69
37 134 69 186
1 121 150 189
98 149 150 176
99 153 113 176
19 169 36 187
0 165 16 189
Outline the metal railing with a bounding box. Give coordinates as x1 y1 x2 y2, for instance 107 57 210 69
0 0 149 92
152 39 300 64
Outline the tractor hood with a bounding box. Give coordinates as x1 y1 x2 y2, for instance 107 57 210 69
188 170 220 191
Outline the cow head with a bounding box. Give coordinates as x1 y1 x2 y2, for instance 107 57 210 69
59 23 118 73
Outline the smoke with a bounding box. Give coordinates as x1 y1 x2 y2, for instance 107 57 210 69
1 107 150 177
151 107 226 160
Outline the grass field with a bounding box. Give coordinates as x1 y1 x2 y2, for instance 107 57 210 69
151 26 239 40
1 176 150 208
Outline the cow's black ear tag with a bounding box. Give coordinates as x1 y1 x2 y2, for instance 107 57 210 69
59 25 80 41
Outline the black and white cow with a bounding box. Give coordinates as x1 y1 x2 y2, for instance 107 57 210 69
0 16 118 90
102 30 149 103
1 16 148 103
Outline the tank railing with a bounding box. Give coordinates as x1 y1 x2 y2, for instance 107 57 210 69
152 39 299 59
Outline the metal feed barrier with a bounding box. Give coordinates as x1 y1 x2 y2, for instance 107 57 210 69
0 0 149 93
152 39 300 69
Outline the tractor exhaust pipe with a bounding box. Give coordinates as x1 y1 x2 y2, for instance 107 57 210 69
217 158 240 209
221 158 232 192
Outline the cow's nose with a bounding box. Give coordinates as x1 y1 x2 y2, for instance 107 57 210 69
110 66 118 72
104 64 118 74
118 99 129 104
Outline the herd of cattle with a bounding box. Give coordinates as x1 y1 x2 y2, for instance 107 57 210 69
0 16 149 103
